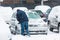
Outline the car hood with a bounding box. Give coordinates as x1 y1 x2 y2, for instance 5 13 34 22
28 18 48 27
28 18 46 25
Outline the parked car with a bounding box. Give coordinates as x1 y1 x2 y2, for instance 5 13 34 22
0 16 11 40
34 5 51 22
0 7 13 24
9 7 28 34
26 10 48 34
9 9 48 35
48 6 60 33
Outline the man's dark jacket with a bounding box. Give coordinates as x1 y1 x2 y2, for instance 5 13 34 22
16 10 28 23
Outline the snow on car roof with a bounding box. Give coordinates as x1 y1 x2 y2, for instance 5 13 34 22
34 5 51 13
13 7 28 13
0 16 11 40
0 7 13 21
48 6 60 20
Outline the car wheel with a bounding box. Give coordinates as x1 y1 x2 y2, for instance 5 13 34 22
58 22 60 27
50 28 53 32
57 22 60 33
48 20 50 25
11 31 16 35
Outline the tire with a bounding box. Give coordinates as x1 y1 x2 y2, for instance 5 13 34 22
57 22 60 33
48 20 50 25
58 22 60 27
11 31 16 35
50 28 53 32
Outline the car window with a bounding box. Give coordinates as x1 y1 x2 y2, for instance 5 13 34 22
28 11 41 19
12 12 16 18
35 10 43 16
46 8 52 14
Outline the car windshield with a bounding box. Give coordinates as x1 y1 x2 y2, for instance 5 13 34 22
28 11 41 19
35 10 43 16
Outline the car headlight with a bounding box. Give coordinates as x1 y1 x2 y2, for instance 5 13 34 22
29 25 38 27
39 23 47 27
43 24 47 27
29 25 33 27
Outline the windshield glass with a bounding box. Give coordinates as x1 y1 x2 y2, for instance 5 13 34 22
35 10 43 15
28 11 41 19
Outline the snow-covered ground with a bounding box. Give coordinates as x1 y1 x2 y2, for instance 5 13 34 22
0 6 60 40
1 14 60 40
12 29 60 40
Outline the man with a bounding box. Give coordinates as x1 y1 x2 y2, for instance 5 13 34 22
16 9 30 36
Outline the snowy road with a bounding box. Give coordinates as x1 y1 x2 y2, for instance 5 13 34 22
12 30 60 40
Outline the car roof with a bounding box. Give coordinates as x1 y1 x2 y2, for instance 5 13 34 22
0 7 13 21
48 6 60 20
13 7 28 13
0 16 10 40
34 5 51 13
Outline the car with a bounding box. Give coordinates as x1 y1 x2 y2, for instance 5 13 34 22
0 7 13 24
0 16 12 40
9 7 28 34
34 5 51 22
48 6 60 33
26 10 48 34
9 9 48 35
9 7 29 34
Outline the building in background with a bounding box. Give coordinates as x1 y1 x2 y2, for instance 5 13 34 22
44 0 60 7
1 0 20 4
0 0 41 9
0 0 60 8
0 0 41 4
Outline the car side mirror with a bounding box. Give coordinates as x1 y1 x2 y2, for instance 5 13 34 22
56 16 58 18
47 20 50 25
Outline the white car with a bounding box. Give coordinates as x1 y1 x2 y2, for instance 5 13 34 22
26 10 48 34
34 5 51 14
48 6 60 33
34 5 51 22
0 16 12 40
11 7 28 20
9 7 28 34
10 9 48 35
0 7 13 24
